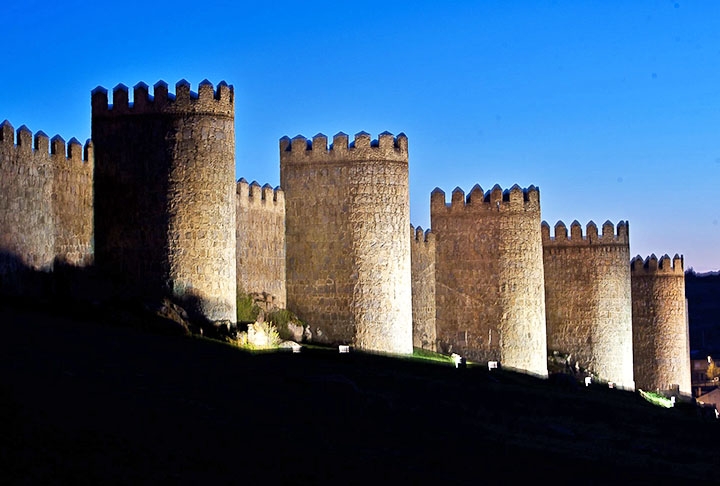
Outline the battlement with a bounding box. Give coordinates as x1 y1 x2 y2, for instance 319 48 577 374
279 131 408 163
430 183 540 214
631 254 684 276
541 220 629 246
0 120 92 164
91 80 234 117
410 225 435 244
236 178 284 208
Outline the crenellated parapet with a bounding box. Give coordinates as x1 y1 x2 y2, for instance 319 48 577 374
411 224 435 245
541 220 628 246
236 178 284 212
431 183 540 215
280 131 408 163
92 80 234 118
0 120 92 166
630 254 684 276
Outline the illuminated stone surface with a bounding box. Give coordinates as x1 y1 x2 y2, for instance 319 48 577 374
411 225 436 351
92 80 237 323
542 220 635 390
631 254 691 395
0 121 93 296
431 184 548 376
236 179 286 309
280 132 413 354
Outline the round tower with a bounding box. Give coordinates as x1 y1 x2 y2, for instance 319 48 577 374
631 254 690 395
431 184 547 376
92 80 237 324
542 220 634 389
280 131 413 354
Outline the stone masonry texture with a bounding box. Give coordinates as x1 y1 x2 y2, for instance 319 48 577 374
280 132 413 354
0 77 694 380
411 225 436 351
631 254 691 395
542 220 635 389
0 121 93 297
92 80 237 323
236 179 286 309
431 184 548 376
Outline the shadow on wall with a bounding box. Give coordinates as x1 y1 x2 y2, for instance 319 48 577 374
0 249 230 338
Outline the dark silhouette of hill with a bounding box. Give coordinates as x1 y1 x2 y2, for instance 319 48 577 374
686 271 720 355
0 301 718 484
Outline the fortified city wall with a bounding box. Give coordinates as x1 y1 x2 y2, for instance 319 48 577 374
431 184 547 376
631 254 691 395
280 132 413 354
0 121 93 297
0 76 695 382
92 80 237 324
410 225 436 351
236 178 286 310
541 220 634 389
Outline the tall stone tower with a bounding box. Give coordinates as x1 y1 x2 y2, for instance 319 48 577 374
92 80 237 324
631 254 691 395
542 220 634 389
431 184 547 376
280 131 413 354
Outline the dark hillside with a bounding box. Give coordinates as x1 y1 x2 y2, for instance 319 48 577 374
1 302 718 484
686 271 720 354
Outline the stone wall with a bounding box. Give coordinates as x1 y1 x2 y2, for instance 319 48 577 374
631 254 691 395
280 131 413 354
432 184 547 376
411 225 436 351
542 220 634 389
52 137 94 267
0 122 55 296
236 178 286 310
0 121 93 297
92 80 237 323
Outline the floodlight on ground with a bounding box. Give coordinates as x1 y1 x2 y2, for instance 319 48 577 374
488 361 498 370
339 345 350 354
585 376 592 387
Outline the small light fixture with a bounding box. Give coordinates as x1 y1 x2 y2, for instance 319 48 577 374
451 353 463 368
488 361 498 371
339 345 350 354
584 376 592 387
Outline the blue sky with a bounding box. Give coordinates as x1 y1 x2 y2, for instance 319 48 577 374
1 0 718 271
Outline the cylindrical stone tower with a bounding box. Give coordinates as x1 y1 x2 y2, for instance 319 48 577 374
92 80 237 324
431 184 547 376
542 220 634 389
280 131 413 354
631 254 691 395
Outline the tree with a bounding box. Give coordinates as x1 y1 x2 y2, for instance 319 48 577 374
706 358 720 382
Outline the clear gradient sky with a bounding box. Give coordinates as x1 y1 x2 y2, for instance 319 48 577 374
1 1 718 271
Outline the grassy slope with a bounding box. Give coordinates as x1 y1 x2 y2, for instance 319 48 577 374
1 303 718 484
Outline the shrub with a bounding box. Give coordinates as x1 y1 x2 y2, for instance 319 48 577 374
237 293 261 323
